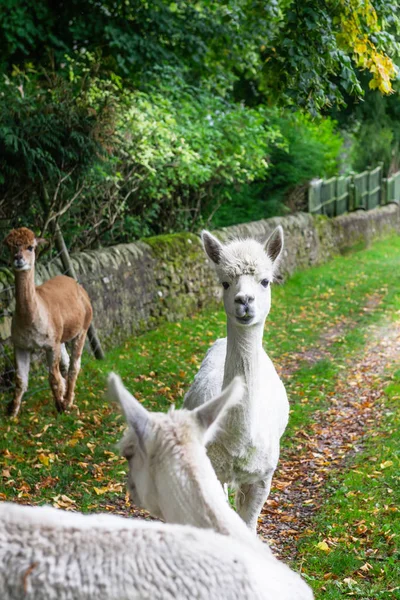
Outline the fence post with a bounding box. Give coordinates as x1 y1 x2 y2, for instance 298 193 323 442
53 224 105 360
378 161 384 205
366 166 372 210
308 183 314 213
334 177 338 217
348 173 355 212
382 177 387 206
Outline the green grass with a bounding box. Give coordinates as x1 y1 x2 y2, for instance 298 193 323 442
1 235 400 596
298 374 400 599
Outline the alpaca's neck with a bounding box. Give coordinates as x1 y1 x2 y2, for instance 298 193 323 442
158 443 254 543
223 318 265 392
14 269 39 324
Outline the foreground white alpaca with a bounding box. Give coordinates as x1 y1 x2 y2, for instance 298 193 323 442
0 376 313 600
184 226 289 531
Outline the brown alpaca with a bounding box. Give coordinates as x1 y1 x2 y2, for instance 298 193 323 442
4 228 93 417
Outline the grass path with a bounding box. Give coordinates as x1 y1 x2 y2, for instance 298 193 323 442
1 236 399 598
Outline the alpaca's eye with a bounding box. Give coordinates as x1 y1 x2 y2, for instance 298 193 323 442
261 279 269 288
222 282 230 290
27 246 33 252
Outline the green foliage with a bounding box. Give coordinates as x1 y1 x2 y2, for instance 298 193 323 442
0 57 113 234
1 1 399 110
209 183 288 229
350 122 394 173
0 1 398 246
0 0 284 97
266 112 343 192
64 83 280 247
342 79 400 174
1 57 284 249
263 0 400 113
210 111 343 226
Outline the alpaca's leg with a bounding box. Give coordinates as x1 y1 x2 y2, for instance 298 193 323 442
235 472 274 532
64 330 86 410
60 344 70 378
46 346 65 413
8 348 30 417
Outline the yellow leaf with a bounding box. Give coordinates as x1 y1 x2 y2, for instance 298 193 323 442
380 460 393 469
379 80 393 94
68 438 79 447
93 486 109 495
316 541 330 552
38 454 50 467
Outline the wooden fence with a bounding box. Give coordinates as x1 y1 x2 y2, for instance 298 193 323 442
308 164 400 216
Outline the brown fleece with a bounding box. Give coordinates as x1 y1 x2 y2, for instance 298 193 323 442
4 228 36 248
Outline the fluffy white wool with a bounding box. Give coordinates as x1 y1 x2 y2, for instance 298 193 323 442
0 503 313 600
215 238 275 280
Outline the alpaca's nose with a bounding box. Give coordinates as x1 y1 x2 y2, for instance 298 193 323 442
235 293 254 306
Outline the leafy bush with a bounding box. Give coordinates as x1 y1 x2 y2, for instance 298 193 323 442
266 112 343 191
208 111 343 227
209 183 288 229
345 84 400 175
0 49 346 253
65 82 282 247
0 56 114 240
350 122 394 174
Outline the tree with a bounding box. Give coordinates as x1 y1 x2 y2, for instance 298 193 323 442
1 1 399 109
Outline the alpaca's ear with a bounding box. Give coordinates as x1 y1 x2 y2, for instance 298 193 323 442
35 237 47 247
108 373 150 446
201 230 224 264
193 376 245 444
265 226 284 264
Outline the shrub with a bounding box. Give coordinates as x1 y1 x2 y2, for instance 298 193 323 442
64 81 282 248
208 111 343 227
266 111 343 191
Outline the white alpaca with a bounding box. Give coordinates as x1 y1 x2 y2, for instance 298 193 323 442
0 376 313 600
184 227 289 531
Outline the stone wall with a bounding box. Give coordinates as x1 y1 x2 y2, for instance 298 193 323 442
1 204 399 353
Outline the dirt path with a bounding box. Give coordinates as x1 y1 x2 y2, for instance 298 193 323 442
258 320 400 559
277 291 385 377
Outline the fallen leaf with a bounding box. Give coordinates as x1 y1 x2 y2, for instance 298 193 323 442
38 454 50 467
343 577 358 587
316 541 330 552
380 460 393 469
